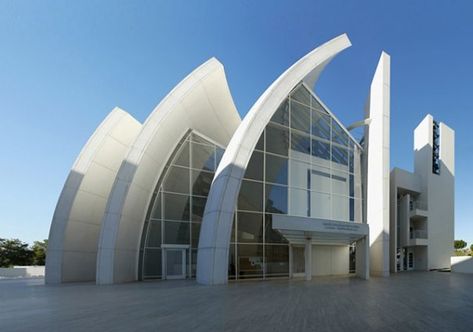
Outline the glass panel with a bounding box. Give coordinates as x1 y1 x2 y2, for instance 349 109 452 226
290 100 310 134
265 214 289 244
163 221 190 244
192 142 215 172
191 133 212 145
311 95 328 114
332 122 349 146
289 159 310 189
238 180 263 212
332 195 349 221
191 249 198 277
332 145 349 167
291 85 311 106
216 147 224 167
146 221 162 247
331 169 349 196
191 222 201 248
163 193 190 221
311 110 331 140
244 151 263 181
349 174 354 197
150 192 162 219
270 99 289 126
310 191 331 219
191 170 213 197
291 131 311 158
288 187 309 217
173 140 190 167
191 196 207 222
265 154 288 185
349 149 354 173
255 131 264 151
265 184 288 214
266 124 289 156
237 244 263 279
312 139 330 161
349 198 355 222
310 165 331 194
228 244 236 279
265 245 289 276
144 248 161 277
166 250 183 276
163 166 189 194
237 212 263 243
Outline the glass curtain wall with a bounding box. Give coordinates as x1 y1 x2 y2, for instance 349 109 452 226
139 131 224 279
230 83 362 280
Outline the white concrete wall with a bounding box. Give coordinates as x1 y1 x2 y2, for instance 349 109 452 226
46 108 141 283
0 266 45 278
364 52 390 277
311 245 349 276
96 58 240 284
414 116 455 270
451 256 473 273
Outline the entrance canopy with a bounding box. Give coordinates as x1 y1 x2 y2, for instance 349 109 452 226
272 215 368 245
273 215 370 280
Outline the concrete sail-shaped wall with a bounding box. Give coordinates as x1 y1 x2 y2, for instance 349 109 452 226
46 108 142 283
364 52 391 277
197 34 353 285
96 58 241 284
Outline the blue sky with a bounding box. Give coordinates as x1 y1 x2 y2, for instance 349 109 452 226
1 1 472 246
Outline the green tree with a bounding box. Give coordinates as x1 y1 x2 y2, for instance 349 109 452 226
0 238 34 267
454 240 467 250
32 240 48 265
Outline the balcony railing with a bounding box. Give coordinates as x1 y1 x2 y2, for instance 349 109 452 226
410 230 428 239
409 200 428 211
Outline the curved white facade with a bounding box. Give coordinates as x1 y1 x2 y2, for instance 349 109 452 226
197 34 353 285
46 108 141 283
96 58 241 284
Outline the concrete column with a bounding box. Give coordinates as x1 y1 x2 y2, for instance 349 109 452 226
356 235 370 280
305 239 312 281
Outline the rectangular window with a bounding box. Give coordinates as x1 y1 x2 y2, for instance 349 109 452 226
265 154 288 185
265 183 288 214
238 180 263 212
312 139 331 161
266 124 289 156
290 100 311 134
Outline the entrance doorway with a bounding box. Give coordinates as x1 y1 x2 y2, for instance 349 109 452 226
291 246 305 278
162 246 187 280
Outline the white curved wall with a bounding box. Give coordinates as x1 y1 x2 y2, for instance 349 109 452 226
96 58 241 284
46 108 142 283
197 34 352 285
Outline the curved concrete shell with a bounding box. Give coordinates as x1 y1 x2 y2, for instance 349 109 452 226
96 58 241 284
197 34 352 285
46 108 142 283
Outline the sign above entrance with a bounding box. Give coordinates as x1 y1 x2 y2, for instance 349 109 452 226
272 215 369 245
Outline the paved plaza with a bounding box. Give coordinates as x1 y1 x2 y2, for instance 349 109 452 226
0 272 472 331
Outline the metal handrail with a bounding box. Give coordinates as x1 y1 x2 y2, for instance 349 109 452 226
409 200 428 211
410 230 428 239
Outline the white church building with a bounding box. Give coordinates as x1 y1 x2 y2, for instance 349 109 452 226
45 34 455 285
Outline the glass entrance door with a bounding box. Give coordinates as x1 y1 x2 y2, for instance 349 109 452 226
292 246 305 277
164 249 186 279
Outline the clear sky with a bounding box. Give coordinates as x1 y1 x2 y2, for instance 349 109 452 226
0 1 472 246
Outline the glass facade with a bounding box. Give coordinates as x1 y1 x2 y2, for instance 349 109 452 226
230 83 363 280
139 131 224 279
